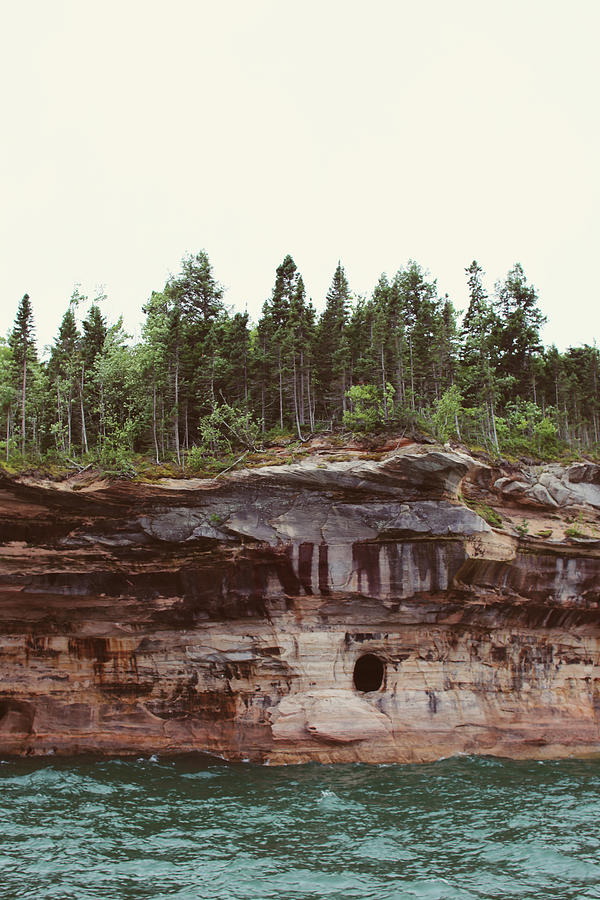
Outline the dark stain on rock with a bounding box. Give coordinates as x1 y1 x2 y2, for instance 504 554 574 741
275 550 301 597
353 543 381 597
68 637 111 664
426 690 438 714
318 544 330 595
24 635 60 658
298 543 314 595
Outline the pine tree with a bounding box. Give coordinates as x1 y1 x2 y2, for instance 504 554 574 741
166 251 227 455
493 263 546 401
315 263 351 421
9 294 36 455
48 299 80 453
459 261 501 449
257 255 300 430
394 262 440 410
81 301 108 451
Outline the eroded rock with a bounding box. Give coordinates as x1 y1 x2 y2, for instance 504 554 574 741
0 446 600 764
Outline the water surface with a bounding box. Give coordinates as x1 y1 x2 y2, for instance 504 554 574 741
1 755 600 899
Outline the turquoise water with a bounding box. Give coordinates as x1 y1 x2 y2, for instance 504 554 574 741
1 756 600 900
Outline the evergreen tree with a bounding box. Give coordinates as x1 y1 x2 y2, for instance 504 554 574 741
0 341 15 461
257 255 300 430
459 261 501 448
80 300 108 451
9 294 36 455
493 263 546 400
315 263 351 421
394 262 440 410
48 299 80 453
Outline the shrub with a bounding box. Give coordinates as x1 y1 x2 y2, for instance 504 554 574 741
343 383 395 433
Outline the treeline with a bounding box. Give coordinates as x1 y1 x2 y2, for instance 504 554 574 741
2 252 599 469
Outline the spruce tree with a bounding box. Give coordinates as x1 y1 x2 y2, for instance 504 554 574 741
9 294 36 455
48 300 80 453
459 261 500 448
493 263 546 400
258 255 300 430
81 302 108 451
315 263 351 421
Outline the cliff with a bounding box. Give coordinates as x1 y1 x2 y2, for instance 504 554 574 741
2 443 600 764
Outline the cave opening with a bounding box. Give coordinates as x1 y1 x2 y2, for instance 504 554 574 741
353 653 384 692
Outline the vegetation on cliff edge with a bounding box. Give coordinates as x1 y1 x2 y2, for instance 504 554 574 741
2 252 599 476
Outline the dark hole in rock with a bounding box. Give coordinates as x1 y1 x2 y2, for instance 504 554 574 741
353 653 384 692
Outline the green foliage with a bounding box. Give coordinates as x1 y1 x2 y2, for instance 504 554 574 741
493 400 560 458
1 251 599 471
565 524 584 539
209 512 225 526
97 418 137 474
469 501 503 528
343 383 395 433
430 385 463 441
515 519 530 537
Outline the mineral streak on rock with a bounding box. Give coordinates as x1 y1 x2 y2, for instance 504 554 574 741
2 445 600 764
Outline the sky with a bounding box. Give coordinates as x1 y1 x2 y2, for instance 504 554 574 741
1 0 599 355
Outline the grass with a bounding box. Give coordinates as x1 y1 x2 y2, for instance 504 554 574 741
464 498 503 529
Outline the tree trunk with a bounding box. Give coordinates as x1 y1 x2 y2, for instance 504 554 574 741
299 350 305 425
490 397 499 452
152 381 160 464
292 355 303 440
306 365 315 432
408 336 415 411
173 350 181 466
21 354 26 455
380 345 388 423
454 413 461 440
80 369 88 454
278 346 284 431
99 381 106 445
67 388 72 454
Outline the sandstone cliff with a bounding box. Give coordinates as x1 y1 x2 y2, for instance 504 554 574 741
2 444 600 764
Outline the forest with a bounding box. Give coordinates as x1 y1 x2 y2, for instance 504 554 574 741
2 252 598 474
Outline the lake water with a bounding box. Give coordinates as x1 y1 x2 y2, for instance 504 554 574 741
1 755 600 899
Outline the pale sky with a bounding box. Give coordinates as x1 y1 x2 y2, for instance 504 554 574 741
1 0 599 354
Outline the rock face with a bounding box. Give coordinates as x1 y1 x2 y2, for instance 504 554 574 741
2 445 600 764
493 461 600 509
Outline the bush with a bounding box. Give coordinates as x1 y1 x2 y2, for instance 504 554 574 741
97 418 137 475
343 383 395 433
430 385 463 442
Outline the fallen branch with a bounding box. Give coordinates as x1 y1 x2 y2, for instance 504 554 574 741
67 459 93 473
212 450 249 480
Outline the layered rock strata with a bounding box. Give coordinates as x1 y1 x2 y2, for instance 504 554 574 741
1 446 600 763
